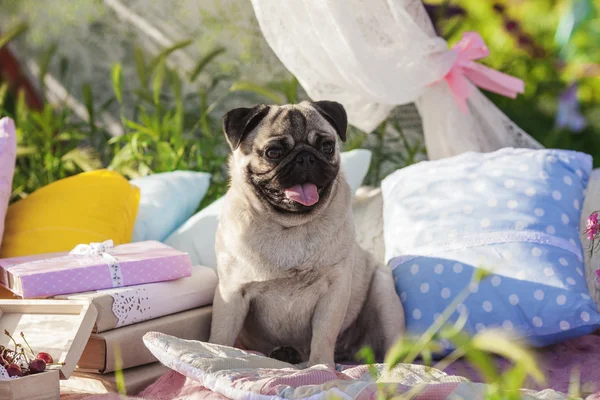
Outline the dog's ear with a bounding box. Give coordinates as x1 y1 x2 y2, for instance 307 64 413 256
223 104 270 150
312 101 347 142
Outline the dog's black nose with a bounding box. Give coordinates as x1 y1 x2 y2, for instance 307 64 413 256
296 152 316 166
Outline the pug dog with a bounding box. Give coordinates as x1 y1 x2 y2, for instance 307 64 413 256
209 101 405 367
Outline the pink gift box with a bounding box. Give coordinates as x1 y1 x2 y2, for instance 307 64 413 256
0 241 192 298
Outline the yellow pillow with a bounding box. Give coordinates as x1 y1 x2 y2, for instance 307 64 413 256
0 169 140 257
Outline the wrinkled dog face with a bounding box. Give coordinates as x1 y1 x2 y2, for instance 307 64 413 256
223 101 347 214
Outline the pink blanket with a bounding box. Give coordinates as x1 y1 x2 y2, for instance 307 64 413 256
64 333 600 400
60 372 226 400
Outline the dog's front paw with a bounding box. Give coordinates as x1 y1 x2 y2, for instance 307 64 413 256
307 357 335 369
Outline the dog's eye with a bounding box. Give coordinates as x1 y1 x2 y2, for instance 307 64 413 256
266 147 283 159
322 142 335 155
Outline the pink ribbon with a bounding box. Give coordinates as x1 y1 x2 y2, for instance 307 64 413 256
443 32 525 113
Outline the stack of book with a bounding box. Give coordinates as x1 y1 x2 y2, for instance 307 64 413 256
0 240 218 396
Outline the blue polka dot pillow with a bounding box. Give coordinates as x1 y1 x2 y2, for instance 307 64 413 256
382 148 599 348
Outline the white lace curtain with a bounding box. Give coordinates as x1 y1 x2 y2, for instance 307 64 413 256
249 0 543 160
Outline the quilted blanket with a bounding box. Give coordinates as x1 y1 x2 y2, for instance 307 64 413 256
141 332 583 400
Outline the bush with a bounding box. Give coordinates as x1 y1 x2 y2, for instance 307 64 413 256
1 32 424 207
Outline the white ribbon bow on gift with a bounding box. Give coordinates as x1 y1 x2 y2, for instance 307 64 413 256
70 240 124 287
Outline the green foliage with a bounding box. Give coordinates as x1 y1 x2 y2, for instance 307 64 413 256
190 47 226 83
112 345 126 396
0 21 28 51
2 88 107 202
362 120 425 187
2 38 233 207
106 40 232 208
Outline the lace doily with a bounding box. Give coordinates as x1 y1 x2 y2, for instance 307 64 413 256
111 286 154 328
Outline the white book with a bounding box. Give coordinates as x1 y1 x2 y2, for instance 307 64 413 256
55 265 217 332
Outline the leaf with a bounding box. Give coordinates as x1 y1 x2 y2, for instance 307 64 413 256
55 131 87 141
149 39 193 73
189 47 226 82
112 64 123 104
59 56 69 81
61 147 102 172
139 109 162 138
113 345 127 395
107 134 132 146
471 330 545 384
82 83 95 131
169 69 182 105
134 46 148 88
383 337 411 369
282 76 299 103
15 89 27 128
156 141 177 171
568 367 581 399
152 58 166 106
474 268 492 283
0 21 28 50
98 97 116 113
355 346 379 379
109 143 134 167
123 119 159 139
229 82 285 104
16 146 38 157
38 42 58 96
0 83 8 109
438 309 469 340
355 346 375 365
500 363 530 394
460 345 500 384
421 347 432 367
133 89 155 105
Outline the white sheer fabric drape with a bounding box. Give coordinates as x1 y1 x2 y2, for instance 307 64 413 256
250 0 542 160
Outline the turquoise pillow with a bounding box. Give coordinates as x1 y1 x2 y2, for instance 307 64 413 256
130 171 210 242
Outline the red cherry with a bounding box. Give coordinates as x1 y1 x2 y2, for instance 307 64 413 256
6 363 22 377
28 358 46 374
36 352 53 365
3 353 13 364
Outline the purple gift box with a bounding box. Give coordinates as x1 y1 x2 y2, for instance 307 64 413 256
0 240 192 298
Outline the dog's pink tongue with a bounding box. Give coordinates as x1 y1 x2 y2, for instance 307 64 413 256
284 183 319 206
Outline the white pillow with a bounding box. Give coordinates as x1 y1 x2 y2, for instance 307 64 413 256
164 149 372 269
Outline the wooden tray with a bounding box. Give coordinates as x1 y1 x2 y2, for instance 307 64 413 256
0 300 97 400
